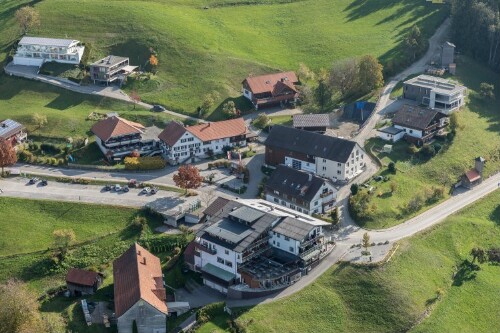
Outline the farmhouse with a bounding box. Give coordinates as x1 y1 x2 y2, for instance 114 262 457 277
186 198 330 297
13 36 84 67
89 56 137 85
158 118 248 164
378 105 449 145
242 72 299 110
402 75 466 114
0 119 27 146
65 268 102 297
292 113 332 133
113 243 167 333
265 125 366 182
91 116 162 160
265 165 337 215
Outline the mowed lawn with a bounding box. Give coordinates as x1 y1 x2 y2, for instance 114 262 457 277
361 57 500 229
0 0 447 117
0 197 141 255
197 190 500 333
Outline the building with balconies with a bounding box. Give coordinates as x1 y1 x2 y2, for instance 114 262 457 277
0 119 27 146
13 36 84 67
402 75 466 114
89 55 137 85
187 198 330 296
242 71 299 110
91 115 162 161
265 165 337 215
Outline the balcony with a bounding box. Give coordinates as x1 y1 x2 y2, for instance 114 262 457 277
300 234 323 249
196 243 217 255
320 191 333 199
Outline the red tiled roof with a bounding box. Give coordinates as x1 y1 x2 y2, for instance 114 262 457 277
186 118 247 142
244 71 298 95
66 268 99 287
465 169 481 182
113 243 168 317
158 121 187 146
91 116 145 142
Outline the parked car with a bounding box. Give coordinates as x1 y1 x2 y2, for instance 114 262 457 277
103 184 112 191
114 184 122 192
123 185 129 193
151 105 166 112
142 187 151 194
28 177 39 184
40 179 48 186
151 187 159 195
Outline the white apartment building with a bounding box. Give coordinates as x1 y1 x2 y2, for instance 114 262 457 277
13 36 85 67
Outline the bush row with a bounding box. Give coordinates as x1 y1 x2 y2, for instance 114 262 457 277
18 150 66 165
124 156 166 170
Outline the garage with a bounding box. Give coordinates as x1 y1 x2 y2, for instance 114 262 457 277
201 263 236 294
13 56 43 67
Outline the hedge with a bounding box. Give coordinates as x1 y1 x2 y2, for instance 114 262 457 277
124 156 166 170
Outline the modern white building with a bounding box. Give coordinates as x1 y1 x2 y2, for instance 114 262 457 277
13 37 84 67
186 199 330 295
265 165 337 215
158 118 249 164
265 125 366 182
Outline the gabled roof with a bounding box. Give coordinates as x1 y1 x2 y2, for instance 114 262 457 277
244 72 298 95
0 119 24 139
91 116 144 142
66 268 100 287
266 165 329 203
465 169 481 182
19 36 79 47
293 114 331 128
272 216 319 241
392 105 439 131
113 243 167 317
186 118 247 142
265 125 358 163
158 121 187 146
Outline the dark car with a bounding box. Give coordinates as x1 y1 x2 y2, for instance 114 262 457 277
29 177 39 184
151 105 166 112
103 184 112 191
151 187 159 195
40 179 48 186
122 185 129 193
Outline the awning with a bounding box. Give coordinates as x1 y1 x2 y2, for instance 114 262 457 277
202 263 235 282
301 249 320 262
121 65 138 73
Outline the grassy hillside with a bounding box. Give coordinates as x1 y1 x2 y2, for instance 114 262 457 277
361 57 500 229
0 0 447 117
197 190 500 333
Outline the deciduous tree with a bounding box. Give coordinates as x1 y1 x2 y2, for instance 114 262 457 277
15 6 40 35
479 82 495 100
358 55 384 94
0 138 17 175
404 25 426 61
173 164 203 194
329 58 359 98
32 113 47 129
253 113 270 129
314 71 333 112
470 247 487 265
362 232 371 254
222 101 239 119
53 229 76 259
130 90 141 110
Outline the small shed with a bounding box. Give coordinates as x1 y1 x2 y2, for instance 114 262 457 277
66 268 103 296
461 157 485 189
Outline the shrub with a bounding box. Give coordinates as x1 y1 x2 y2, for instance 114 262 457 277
350 183 359 195
405 194 423 214
407 144 419 155
124 156 166 170
420 144 436 158
433 143 442 153
19 150 34 162
387 162 396 174
447 130 456 141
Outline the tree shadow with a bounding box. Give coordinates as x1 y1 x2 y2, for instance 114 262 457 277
208 96 253 121
45 93 84 110
110 39 151 70
490 205 500 226
452 259 479 287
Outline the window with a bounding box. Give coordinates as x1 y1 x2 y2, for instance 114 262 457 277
274 198 279 203
277 242 280 247
337 162 341 167
273 240 276 245
217 257 224 264
304 210 309 214
323 159 327 163
289 247 294 253
337 170 341 175
281 200 286 205
225 250 229 255
322 166 326 171
322 187 328 193
290 204 296 209
409 129 413 134
285 236 290 241
277 234 281 238
297 208 302 213
225 260 233 268
347 162 349 166
314 201 319 206
292 159 302 170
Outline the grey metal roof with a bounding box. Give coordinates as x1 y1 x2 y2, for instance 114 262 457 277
272 217 316 241
141 125 162 141
202 263 235 282
265 125 358 163
293 114 331 128
228 206 265 224
265 165 328 203
204 218 253 244
203 197 230 216
19 36 79 47
91 55 129 67
392 105 439 131
404 75 465 96
0 119 24 139
377 126 404 135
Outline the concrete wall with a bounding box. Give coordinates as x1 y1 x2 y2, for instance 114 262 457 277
117 300 166 333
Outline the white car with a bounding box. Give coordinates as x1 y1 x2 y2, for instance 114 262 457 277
114 184 122 192
142 187 151 194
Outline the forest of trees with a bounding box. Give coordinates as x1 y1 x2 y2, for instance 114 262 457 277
451 0 500 71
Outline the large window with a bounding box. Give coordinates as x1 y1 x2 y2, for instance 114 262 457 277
292 159 302 170
217 257 224 264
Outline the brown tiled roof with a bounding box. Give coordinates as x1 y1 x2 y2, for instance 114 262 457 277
91 116 144 142
113 243 168 317
465 169 481 182
186 118 247 142
158 121 186 146
392 105 439 131
203 197 230 216
244 71 298 95
183 242 196 266
66 268 99 287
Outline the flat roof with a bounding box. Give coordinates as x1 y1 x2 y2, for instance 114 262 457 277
404 75 465 95
228 206 265 224
91 55 129 67
19 36 79 47
204 218 253 244
272 217 318 241
202 263 236 282
378 126 404 135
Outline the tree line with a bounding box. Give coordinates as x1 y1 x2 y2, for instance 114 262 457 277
451 0 500 70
